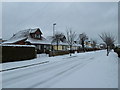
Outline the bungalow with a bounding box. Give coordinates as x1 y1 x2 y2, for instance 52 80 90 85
46 36 69 51
3 28 51 53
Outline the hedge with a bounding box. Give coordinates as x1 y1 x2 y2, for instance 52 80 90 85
2 46 37 63
114 47 120 57
77 48 101 53
0 46 2 63
49 50 70 57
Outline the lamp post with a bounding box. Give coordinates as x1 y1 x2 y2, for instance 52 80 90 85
53 23 56 36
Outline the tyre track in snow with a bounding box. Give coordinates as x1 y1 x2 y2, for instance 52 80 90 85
3 56 88 86
3 55 87 81
0 61 49 72
30 57 95 88
3 56 83 84
3 55 95 88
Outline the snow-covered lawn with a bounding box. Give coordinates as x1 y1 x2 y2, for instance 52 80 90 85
0 50 118 88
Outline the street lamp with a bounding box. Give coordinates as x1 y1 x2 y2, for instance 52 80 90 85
53 23 56 36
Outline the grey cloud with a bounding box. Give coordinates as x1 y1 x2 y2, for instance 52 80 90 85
2 2 118 43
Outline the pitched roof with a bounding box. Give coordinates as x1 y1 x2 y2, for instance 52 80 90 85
3 28 43 44
26 37 51 45
29 28 42 34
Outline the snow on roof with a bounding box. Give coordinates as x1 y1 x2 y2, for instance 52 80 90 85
3 37 27 44
4 30 83 46
26 37 51 45
1 44 35 47
46 36 68 45
3 28 41 44
29 28 42 34
51 41 68 46
73 43 82 47
85 45 92 48
46 36 82 46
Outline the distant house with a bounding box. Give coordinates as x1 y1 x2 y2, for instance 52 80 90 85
84 40 92 48
46 35 82 51
3 28 51 53
46 36 69 51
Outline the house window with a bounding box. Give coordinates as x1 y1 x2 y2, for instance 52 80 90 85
35 34 40 38
36 45 41 50
39 45 41 50
35 45 39 49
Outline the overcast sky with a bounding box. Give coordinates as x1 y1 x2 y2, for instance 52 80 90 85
2 2 118 43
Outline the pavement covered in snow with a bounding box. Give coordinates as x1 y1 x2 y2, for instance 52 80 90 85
0 50 118 88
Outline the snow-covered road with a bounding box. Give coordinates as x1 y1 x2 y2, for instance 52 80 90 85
1 50 118 88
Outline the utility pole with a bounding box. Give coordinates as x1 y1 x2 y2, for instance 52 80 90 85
53 23 56 36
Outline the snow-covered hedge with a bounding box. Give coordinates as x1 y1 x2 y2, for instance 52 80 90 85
2 45 36 63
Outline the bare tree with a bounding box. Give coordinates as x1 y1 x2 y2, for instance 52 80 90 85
51 32 65 51
99 32 116 56
79 33 88 52
66 28 76 56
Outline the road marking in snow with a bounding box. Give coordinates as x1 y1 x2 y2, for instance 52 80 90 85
0 61 49 72
63 56 77 59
